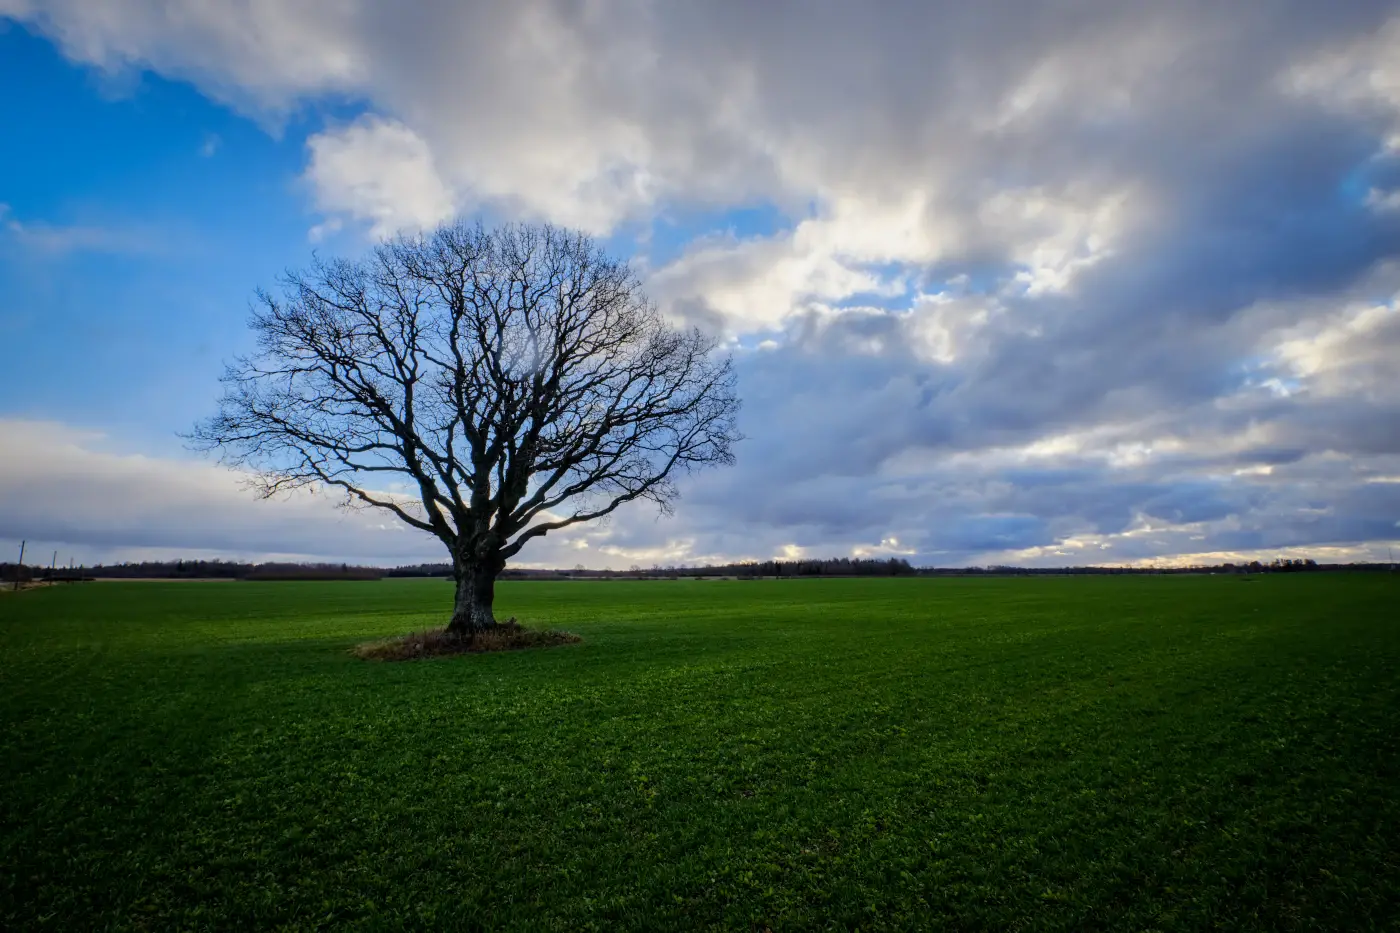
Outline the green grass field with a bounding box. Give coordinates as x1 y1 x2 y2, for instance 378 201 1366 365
1 576 1397 930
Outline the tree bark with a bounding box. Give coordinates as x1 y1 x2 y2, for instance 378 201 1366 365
447 554 503 636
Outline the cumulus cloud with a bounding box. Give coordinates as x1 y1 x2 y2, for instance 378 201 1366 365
305 115 456 239
5 0 1400 565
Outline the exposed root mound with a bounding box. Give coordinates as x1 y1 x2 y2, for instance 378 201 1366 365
353 618 581 661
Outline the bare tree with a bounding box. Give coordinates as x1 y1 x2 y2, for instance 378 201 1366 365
192 222 740 634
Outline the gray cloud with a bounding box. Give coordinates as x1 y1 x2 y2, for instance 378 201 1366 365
4 1 1400 565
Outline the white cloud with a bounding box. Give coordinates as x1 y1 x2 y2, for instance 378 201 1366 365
0 203 162 255
0 0 365 110
1287 16 1400 117
1267 292 1400 397
646 181 1143 335
1367 187 1400 211
305 116 456 239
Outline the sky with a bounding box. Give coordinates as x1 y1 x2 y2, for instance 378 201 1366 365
2 1 1400 570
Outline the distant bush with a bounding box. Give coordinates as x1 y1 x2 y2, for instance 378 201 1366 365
243 563 383 581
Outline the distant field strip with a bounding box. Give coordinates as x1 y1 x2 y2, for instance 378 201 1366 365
1 577 1397 930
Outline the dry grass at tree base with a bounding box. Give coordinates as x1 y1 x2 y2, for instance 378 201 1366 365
352 618 581 660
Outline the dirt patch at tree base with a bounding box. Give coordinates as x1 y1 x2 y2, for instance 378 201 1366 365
352 619 581 661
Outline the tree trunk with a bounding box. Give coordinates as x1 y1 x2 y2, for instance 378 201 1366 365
447 554 503 636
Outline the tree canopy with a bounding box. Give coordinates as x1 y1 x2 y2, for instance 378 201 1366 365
193 222 740 632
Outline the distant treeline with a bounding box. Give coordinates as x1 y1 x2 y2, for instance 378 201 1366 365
385 563 454 578
379 555 1389 578
923 558 1337 575
0 559 384 582
513 557 923 578
384 557 920 578
504 556 1391 578
2 555 1394 584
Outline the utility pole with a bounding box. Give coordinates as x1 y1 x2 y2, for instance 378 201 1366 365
14 540 25 591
